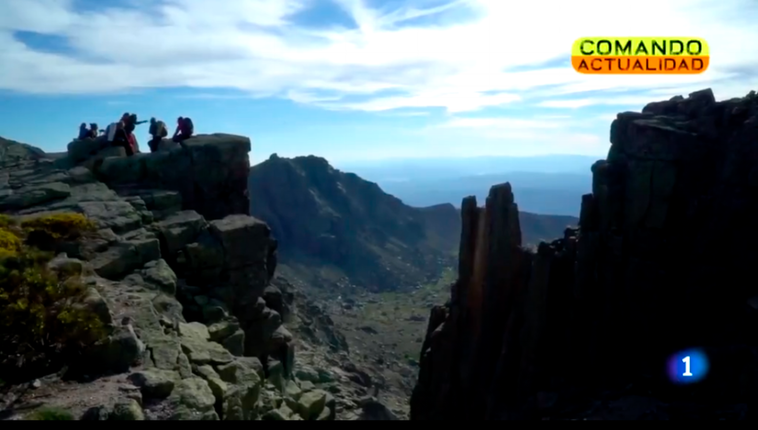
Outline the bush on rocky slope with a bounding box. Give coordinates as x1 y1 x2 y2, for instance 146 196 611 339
28 406 75 421
20 213 96 251
0 213 107 383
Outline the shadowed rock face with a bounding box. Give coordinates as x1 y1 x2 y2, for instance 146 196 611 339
411 88 758 420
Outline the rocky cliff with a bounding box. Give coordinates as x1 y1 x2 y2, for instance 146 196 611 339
411 88 758 420
0 135 373 421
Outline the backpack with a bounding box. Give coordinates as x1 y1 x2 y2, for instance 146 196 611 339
106 122 118 142
183 117 194 134
157 121 168 138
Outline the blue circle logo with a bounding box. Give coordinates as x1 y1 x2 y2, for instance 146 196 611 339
667 349 709 384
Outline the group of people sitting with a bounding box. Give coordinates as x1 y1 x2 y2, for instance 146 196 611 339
77 123 100 140
77 114 195 157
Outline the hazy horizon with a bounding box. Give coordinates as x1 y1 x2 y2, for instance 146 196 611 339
252 153 595 216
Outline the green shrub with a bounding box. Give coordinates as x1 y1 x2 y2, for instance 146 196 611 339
28 406 75 420
20 213 96 240
21 213 96 251
0 228 22 255
0 213 16 229
0 213 107 383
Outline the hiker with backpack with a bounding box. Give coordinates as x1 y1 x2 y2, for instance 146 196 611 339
172 116 194 144
148 117 169 153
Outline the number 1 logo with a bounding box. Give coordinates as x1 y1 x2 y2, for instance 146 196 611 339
668 349 708 384
682 356 692 376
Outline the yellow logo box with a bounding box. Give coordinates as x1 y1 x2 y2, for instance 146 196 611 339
571 37 710 74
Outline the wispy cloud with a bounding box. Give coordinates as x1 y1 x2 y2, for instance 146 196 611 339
174 93 256 100
2 0 755 109
379 111 431 117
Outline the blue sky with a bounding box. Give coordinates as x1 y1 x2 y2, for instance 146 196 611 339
1 0 757 164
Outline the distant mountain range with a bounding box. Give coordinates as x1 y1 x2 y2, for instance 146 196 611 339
335 155 599 217
336 155 599 178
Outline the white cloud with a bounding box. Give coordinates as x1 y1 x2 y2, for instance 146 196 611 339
438 117 564 130
0 0 756 122
379 111 430 117
537 96 657 109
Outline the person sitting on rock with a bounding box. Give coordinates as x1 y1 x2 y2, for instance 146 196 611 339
88 123 99 138
148 117 158 151
77 123 89 140
148 117 157 136
172 116 194 144
148 117 168 153
172 117 183 138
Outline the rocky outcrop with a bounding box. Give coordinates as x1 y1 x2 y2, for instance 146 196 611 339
412 89 758 420
0 134 333 420
66 134 250 221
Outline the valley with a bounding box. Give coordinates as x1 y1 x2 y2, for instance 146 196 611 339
248 154 581 416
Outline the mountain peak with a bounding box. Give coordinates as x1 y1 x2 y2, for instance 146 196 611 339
249 155 458 292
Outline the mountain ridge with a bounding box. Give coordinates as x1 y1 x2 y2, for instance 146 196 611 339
248 153 459 293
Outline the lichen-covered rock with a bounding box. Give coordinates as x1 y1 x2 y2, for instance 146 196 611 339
262 407 291 420
127 369 180 400
76 324 145 375
178 322 234 366
168 377 219 420
89 241 144 279
296 389 327 420
141 258 177 294
0 182 71 211
151 210 208 257
222 381 261 420
192 364 228 405
209 358 263 420
220 330 245 357
110 399 145 420
215 357 263 385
